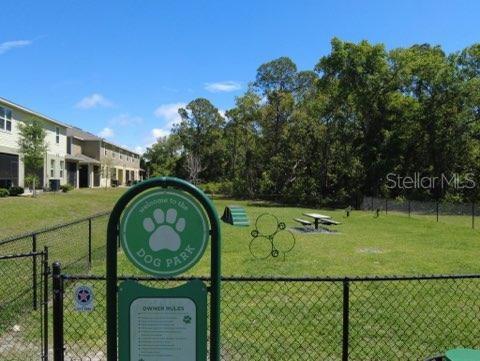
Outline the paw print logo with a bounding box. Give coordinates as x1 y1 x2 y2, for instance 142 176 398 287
183 315 192 324
142 208 186 252
249 213 295 260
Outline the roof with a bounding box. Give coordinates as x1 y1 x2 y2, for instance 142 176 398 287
66 153 101 164
67 127 101 141
101 139 140 156
0 96 69 129
1 96 141 157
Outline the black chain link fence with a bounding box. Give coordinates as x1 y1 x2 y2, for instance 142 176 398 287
362 197 479 228
54 273 480 361
0 212 109 273
0 251 48 361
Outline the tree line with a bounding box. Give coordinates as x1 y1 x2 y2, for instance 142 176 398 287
144 38 480 205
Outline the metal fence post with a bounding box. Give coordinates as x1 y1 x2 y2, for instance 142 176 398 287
342 278 350 361
436 201 439 222
52 262 64 361
32 233 38 310
408 199 411 217
385 198 388 215
42 247 49 361
472 202 475 230
88 218 92 269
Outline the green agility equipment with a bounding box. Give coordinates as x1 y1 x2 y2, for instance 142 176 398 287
221 205 250 226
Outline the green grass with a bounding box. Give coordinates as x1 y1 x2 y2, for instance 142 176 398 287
0 188 126 239
3 193 480 359
87 199 480 277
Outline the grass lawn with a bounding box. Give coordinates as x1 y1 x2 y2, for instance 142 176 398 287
0 188 126 239
87 198 480 277
3 191 480 360
1 189 479 276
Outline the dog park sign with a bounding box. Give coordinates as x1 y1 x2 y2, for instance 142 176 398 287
106 177 221 361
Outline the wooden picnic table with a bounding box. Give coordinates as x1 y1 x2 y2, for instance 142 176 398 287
302 213 332 230
445 348 480 361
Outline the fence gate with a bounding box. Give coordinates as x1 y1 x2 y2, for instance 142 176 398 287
0 250 49 360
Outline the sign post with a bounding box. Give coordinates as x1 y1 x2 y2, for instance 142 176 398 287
106 177 221 360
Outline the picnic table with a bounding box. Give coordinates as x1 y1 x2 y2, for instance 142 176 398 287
302 213 331 230
445 348 480 361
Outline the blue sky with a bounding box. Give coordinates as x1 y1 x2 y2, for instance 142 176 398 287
1 0 479 153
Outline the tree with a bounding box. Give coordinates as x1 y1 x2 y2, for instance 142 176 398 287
174 98 226 181
143 135 182 177
17 118 48 197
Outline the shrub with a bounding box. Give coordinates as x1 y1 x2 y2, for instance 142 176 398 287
200 181 233 196
60 184 74 193
9 186 24 196
0 188 9 197
24 175 41 189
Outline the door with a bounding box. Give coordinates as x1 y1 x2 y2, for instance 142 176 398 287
67 162 77 187
79 165 89 188
93 166 100 187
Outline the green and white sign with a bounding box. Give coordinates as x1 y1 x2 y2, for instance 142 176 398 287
118 280 207 361
120 188 209 276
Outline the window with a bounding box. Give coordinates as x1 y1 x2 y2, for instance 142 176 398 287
0 106 12 132
112 151 116 158
50 159 55 177
55 127 60 144
104 148 107 156
67 137 72 154
60 161 64 178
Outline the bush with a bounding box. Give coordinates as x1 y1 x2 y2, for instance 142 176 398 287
0 188 9 197
24 175 41 189
8 186 24 196
200 181 233 196
60 184 74 193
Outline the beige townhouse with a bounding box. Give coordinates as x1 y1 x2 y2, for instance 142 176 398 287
66 127 142 188
0 97 68 189
0 96 142 190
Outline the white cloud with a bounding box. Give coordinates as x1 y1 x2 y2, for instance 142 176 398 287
205 81 242 93
110 114 143 126
134 128 170 155
152 128 170 139
98 127 114 138
0 40 32 55
76 93 113 109
134 145 145 154
154 102 186 128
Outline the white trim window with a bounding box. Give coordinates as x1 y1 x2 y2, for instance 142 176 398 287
55 127 60 144
0 106 12 132
59 160 64 178
50 159 55 177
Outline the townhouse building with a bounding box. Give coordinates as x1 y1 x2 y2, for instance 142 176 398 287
66 127 141 188
0 97 142 190
0 97 68 189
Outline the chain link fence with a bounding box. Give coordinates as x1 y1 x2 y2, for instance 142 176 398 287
362 197 479 228
0 251 48 361
53 272 480 361
0 212 109 273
